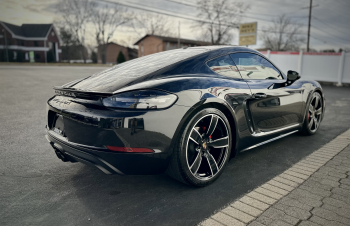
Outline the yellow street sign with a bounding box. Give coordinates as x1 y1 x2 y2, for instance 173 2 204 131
239 35 256 46
239 22 257 35
239 22 257 46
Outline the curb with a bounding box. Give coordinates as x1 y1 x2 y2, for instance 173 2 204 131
199 129 350 226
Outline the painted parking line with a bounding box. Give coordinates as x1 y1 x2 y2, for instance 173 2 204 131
199 129 350 226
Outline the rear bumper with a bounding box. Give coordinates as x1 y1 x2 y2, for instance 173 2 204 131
45 128 170 175
45 94 192 175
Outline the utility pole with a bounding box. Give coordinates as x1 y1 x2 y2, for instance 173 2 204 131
307 0 312 52
178 21 180 48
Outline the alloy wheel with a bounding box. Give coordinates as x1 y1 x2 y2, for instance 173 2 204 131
308 94 323 132
185 114 230 181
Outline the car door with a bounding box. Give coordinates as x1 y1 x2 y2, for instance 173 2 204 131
230 52 304 134
205 55 254 137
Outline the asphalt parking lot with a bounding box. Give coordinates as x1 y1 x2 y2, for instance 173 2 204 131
1 65 350 226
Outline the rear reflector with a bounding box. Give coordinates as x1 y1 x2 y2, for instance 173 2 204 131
106 146 154 153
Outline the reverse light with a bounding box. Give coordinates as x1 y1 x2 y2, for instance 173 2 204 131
106 146 154 153
102 90 177 109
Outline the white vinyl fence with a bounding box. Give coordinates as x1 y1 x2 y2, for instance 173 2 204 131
260 51 350 85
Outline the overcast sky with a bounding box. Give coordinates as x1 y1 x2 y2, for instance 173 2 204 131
1 0 349 51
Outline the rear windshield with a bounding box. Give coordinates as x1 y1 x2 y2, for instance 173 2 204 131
73 48 206 89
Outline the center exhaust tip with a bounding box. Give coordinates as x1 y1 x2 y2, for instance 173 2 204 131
54 149 69 162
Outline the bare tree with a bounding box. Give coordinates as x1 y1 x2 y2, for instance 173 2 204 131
58 27 78 62
195 0 250 45
55 0 91 62
90 2 130 63
262 14 305 51
132 13 175 37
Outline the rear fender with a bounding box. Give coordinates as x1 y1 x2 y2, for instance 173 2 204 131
301 86 325 124
169 97 240 157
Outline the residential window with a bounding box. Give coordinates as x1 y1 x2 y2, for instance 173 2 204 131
35 53 41 60
230 53 282 80
34 41 39 46
207 55 242 79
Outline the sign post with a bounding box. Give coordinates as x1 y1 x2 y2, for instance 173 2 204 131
239 22 257 46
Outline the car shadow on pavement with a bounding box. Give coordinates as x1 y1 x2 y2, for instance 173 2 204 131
66 125 347 226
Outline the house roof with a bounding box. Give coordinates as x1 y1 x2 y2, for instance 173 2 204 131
97 42 138 60
2 22 22 36
98 42 138 50
1 21 52 38
99 42 125 47
21 24 52 37
134 34 211 46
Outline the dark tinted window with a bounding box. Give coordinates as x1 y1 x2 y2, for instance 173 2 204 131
230 53 282 80
207 55 242 79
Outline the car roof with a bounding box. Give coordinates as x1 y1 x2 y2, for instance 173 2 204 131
68 46 264 93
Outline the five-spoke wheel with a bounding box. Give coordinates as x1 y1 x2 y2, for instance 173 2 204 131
186 114 229 180
301 92 323 135
167 108 232 187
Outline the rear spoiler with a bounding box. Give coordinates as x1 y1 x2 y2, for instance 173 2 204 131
54 86 112 99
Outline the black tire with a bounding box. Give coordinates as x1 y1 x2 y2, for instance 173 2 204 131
300 92 323 135
166 108 232 187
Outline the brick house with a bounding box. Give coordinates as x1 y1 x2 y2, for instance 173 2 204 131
97 42 138 64
134 34 211 57
0 21 62 62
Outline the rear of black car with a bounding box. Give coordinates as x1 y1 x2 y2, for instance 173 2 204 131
45 48 206 175
45 90 190 175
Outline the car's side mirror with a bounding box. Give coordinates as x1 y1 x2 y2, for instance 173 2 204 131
287 70 300 82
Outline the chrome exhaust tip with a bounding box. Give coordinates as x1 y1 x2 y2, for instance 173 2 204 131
54 148 68 162
51 143 69 162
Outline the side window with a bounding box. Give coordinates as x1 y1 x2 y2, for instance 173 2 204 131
207 55 242 79
230 53 282 80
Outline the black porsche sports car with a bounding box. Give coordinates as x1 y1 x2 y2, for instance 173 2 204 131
46 46 325 186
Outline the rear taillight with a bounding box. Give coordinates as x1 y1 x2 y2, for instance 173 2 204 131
106 146 154 153
102 89 177 109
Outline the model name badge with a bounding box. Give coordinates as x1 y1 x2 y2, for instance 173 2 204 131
52 98 71 105
55 90 76 97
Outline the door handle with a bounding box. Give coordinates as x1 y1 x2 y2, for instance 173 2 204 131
254 93 267 98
